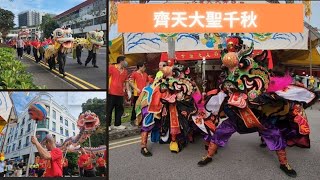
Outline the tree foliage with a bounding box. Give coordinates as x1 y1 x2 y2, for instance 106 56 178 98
40 14 59 39
0 47 40 89
81 98 106 147
0 8 15 39
66 152 78 174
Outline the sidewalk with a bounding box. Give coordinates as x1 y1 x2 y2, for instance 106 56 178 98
20 55 76 89
109 122 140 141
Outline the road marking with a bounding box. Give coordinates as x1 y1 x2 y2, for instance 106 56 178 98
109 136 141 146
64 76 89 89
109 140 141 150
24 55 89 89
64 72 100 89
23 54 100 89
109 136 153 150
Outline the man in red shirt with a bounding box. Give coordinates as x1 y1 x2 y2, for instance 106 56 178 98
31 134 63 177
108 55 130 130
129 62 153 126
79 148 96 177
96 154 106 177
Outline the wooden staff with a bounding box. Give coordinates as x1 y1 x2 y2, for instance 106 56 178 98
26 121 38 177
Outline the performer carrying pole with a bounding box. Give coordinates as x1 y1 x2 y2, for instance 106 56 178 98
25 102 47 177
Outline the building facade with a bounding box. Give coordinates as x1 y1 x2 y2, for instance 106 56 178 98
6 26 43 40
18 11 45 27
2 93 79 163
54 0 106 42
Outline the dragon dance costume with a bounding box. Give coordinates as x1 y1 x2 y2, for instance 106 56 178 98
136 59 222 156
135 36 315 177
136 63 194 155
44 28 74 76
48 111 105 155
73 30 104 68
197 36 316 178
39 29 104 74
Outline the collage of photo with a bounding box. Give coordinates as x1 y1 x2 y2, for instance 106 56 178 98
1 0 320 179
0 0 107 178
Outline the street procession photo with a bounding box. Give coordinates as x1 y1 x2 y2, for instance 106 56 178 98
108 0 320 180
0 0 107 90
0 91 107 177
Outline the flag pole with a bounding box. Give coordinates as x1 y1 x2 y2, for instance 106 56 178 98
309 19 312 78
25 121 38 177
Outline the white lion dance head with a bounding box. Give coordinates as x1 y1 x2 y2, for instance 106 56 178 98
52 28 74 49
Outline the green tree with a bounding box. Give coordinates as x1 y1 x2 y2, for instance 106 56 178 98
81 98 106 147
40 14 59 38
0 8 15 39
66 152 78 174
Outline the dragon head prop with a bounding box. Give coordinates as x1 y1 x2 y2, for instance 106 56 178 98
52 28 74 49
18 28 30 38
77 111 100 131
87 30 104 47
28 102 47 121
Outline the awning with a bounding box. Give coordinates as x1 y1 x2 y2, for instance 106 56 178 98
281 47 320 66
109 36 274 67
108 35 147 66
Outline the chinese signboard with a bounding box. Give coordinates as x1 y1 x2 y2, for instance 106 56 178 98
118 4 303 33
160 50 266 61
154 11 258 29
160 50 221 61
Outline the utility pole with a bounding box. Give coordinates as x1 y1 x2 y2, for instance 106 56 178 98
167 37 175 60
309 29 312 77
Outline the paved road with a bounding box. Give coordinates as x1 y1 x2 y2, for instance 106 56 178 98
109 109 320 180
66 47 106 89
20 55 76 89
21 47 106 89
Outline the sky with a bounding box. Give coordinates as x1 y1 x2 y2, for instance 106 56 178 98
108 0 320 40
0 0 86 27
11 92 106 118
